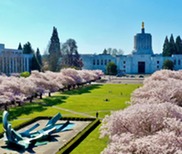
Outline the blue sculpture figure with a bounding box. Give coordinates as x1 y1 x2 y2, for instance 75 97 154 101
3 110 74 149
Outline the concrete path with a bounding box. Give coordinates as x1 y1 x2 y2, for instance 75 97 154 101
52 106 95 118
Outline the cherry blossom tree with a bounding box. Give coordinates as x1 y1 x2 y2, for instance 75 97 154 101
130 70 182 106
0 68 103 105
100 69 182 154
100 103 182 154
61 68 83 84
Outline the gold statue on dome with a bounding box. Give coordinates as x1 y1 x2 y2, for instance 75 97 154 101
142 22 144 29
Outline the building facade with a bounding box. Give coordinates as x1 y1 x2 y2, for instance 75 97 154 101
0 44 33 75
81 22 182 74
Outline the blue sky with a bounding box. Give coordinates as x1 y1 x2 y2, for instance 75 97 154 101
0 0 182 55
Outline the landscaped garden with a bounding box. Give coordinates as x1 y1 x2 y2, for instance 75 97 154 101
4 69 182 153
0 83 140 153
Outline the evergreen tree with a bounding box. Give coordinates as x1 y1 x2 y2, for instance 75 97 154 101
103 49 107 54
106 62 117 75
18 43 22 50
31 53 38 71
31 49 42 72
47 26 61 72
22 42 42 71
162 36 171 56
23 42 34 54
175 36 182 54
169 34 176 55
61 39 82 69
104 48 124 56
22 42 34 71
107 48 112 54
36 48 42 71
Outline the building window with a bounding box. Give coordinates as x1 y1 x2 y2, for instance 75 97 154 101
174 59 176 65
101 59 103 65
97 59 99 65
123 65 126 68
178 60 181 65
157 65 159 69
123 61 126 64
108 59 111 63
105 60 107 65
157 61 159 64
93 59 95 65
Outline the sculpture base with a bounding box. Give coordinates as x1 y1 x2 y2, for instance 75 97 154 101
0 119 92 154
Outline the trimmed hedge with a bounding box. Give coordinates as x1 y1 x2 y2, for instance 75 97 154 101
57 118 101 154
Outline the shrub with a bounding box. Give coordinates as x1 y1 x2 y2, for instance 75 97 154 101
20 71 30 78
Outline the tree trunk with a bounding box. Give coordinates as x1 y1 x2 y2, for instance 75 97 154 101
17 101 21 106
40 93 42 99
48 92 51 97
4 104 8 110
29 97 33 103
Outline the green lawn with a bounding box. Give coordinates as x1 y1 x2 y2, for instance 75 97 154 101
55 84 140 118
0 83 140 153
71 125 109 154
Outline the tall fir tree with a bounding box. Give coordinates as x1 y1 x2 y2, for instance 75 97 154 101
48 26 61 72
103 49 107 54
31 48 43 72
22 42 35 71
18 43 22 50
23 42 34 54
169 34 176 55
175 36 182 54
162 36 170 56
35 48 42 71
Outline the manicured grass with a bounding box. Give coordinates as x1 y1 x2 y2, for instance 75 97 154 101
65 84 140 154
71 125 108 154
0 83 140 153
55 84 140 118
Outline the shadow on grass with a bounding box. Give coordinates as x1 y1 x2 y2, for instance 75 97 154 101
0 96 69 122
0 85 101 122
1 135 60 153
63 84 102 95
41 95 68 106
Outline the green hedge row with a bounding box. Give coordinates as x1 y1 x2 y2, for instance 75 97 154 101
57 118 101 154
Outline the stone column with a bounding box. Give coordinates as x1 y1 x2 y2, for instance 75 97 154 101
9 57 11 74
12 55 15 73
4 57 6 74
15 56 18 73
26 57 29 72
23 57 26 72
2 56 4 73
21 56 23 72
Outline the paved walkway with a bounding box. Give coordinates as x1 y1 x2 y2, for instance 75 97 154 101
52 106 95 118
52 106 115 120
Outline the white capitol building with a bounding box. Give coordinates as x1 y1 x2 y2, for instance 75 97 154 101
81 23 182 74
0 43 32 75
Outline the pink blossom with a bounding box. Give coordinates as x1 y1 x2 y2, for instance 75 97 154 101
102 131 182 154
61 68 83 84
131 71 182 106
100 103 182 153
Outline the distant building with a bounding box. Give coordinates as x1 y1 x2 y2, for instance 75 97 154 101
0 44 32 75
81 22 182 74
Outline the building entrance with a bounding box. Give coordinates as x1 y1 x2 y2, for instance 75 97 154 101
138 61 145 73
